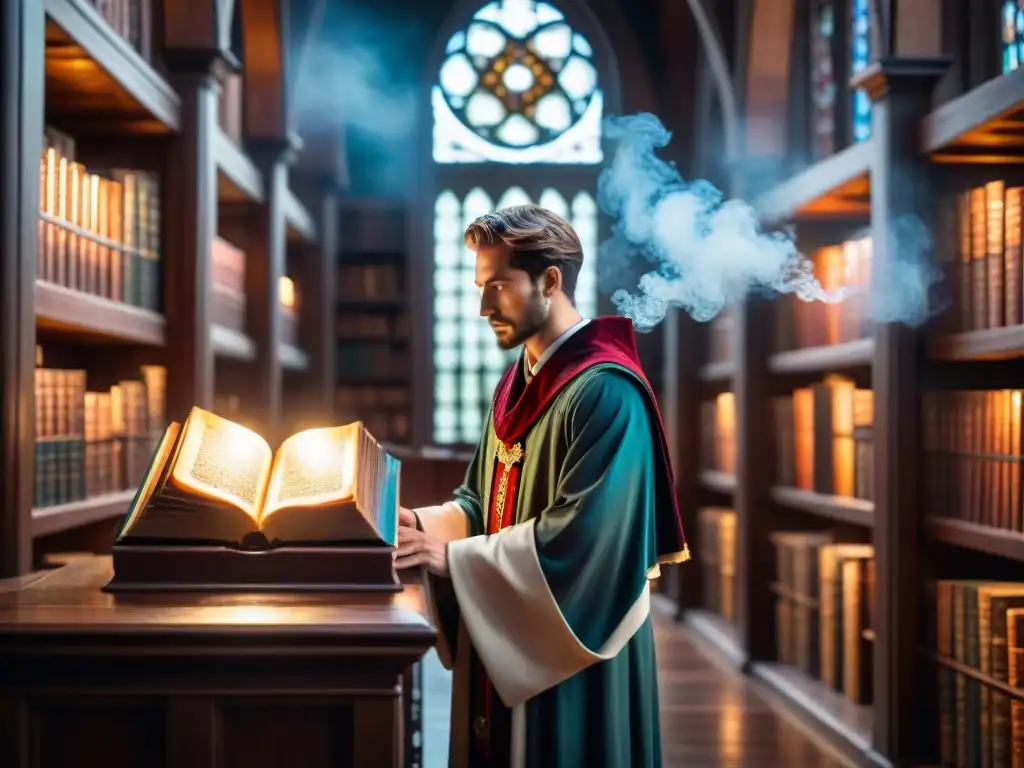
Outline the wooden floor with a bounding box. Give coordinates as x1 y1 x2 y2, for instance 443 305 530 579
420 599 850 767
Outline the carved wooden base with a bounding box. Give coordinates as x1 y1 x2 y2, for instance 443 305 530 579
105 544 401 592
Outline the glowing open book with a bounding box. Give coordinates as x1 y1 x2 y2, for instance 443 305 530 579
115 407 399 549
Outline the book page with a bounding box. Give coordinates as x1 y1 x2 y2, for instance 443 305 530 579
260 425 358 523
169 407 272 522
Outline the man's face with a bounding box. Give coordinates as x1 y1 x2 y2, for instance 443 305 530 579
475 242 550 350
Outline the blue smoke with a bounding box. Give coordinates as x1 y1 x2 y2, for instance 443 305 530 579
596 113 940 331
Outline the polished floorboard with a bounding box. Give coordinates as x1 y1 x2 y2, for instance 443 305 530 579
420 600 849 767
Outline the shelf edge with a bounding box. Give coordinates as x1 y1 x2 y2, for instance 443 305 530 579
925 517 1024 561
35 280 166 346
768 338 874 374
770 486 875 527
32 489 135 538
45 0 181 132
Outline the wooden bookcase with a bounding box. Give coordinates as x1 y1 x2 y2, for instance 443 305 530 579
335 197 413 447
672 12 1024 767
0 0 343 577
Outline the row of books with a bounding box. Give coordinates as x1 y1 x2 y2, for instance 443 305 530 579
339 265 404 302
34 361 166 509
923 389 1024 534
336 313 411 341
335 385 410 412
938 181 1024 334
699 392 736 475
775 377 874 500
356 413 412 445
336 386 412 445
86 0 151 60
698 507 736 622
337 346 409 381
771 531 876 704
338 206 407 253
39 127 161 311
930 579 1024 768
776 236 873 351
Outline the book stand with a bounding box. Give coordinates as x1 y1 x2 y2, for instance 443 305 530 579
103 544 402 593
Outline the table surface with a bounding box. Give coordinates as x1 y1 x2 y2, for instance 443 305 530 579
0 557 432 641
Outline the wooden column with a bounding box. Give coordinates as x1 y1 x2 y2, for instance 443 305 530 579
291 184 338 424
852 55 950 764
236 140 291 440
731 293 775 665
162 63 224 423
663 310 704 615
0 0 44 577
730 158 785 665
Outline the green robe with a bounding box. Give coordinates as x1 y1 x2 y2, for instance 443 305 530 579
421 363 666 768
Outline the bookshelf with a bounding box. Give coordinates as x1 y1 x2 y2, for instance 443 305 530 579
0 0 343 576
668 17 1024 762
335 197 413 447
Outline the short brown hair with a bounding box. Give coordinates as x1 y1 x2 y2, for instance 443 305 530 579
464 204 584 301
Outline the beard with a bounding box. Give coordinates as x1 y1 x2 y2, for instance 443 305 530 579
490 291 549 350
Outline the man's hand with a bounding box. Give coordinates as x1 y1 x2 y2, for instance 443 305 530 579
398 505 418 529
395 506 449 577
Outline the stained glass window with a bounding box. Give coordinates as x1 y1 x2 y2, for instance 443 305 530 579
810 0 837 158
1003 1 1024 74
432 186 600 444
433 0 603 164
432 1 606 444
850 0 872 142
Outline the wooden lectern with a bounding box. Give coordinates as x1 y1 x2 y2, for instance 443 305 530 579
0 558 435 768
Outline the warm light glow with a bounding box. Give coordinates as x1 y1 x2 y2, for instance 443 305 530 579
219 605 291 624
718 701 743 763
287 429 354 490
279 276 296 309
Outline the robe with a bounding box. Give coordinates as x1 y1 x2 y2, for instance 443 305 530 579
414 316 689 768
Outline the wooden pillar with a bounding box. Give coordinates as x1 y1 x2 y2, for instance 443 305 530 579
732 293 775 665
852 55 950 764
162 64 223 422
663 309 704 615
293 188 338 423
730 156 785 665
0 0 44 577
247 141 289 439
221 140 293 440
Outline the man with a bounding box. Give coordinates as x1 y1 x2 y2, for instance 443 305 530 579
394 205 688 768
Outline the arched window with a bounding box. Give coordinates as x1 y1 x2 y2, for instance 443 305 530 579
429 0 612 445
850 0 872 142
1003 1 1024 74
810 0 837 158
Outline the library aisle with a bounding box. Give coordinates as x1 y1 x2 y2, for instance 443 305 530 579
419 599 849 767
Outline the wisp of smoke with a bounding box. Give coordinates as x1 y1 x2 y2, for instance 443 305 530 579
596 113 940 331
293 45 417 141
290 12 419 196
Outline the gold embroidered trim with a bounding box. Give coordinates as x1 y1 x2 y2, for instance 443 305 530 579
646 546 692 580
659 544 691 565
494 441 524 530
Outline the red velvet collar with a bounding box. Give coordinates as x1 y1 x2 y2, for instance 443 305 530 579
491 316 687 558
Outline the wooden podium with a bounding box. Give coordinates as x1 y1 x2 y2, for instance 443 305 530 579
0 557 436 768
